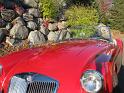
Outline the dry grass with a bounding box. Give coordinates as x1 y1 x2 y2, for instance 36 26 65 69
0 40 30 56
0 40 51 57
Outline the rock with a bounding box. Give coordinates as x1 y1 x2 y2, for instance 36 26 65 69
0 44 4 48
39 25 49 35
1 9 16 21
0 28 8 35
48 31 58 42
14 5 25 16
0 4 4 11
35 18 43 26
12 17 25 26
0 0 4 3
6 37 24 46
23 13 33 21
65 31 71 39
28 8 41 17
0 19 6 28
0 29 6 43
56 30 71 41
6 37 15 46
6 23 13 30
28 30 46 45
48 23 58 31
23 0 38 8
10 24 29 39
4 0 15 9
97 23 111 40
27 21 37 30
58 21 67 30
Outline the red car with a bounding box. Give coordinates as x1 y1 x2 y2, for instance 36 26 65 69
0 38 123 93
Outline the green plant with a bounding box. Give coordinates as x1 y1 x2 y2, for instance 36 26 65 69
64 5 98 38
39 0 59 18
109 0 124 32
70 26 96 38
65 6 99 26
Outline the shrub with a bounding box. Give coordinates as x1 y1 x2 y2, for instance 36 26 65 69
65 5 99 38
70 26 96 38
109 0 124 32
39 0 59 19
65 6 99 26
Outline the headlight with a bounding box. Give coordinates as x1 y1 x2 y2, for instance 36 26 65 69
80 70 103 93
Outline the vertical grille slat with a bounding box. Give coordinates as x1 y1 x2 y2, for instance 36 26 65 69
27 81 58 93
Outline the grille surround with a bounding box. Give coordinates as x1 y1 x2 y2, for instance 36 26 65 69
8 73 59 93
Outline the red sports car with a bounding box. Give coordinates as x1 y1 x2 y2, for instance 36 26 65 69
0 38 123 93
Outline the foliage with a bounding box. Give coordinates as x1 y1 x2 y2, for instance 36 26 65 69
64 5 98 38
109 0 124 32
65 6 99 26
39 0 60 18
71 0 95 6
70 26 96 38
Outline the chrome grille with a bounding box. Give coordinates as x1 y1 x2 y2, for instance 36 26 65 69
8 76 28 93
27 81 57 93
8 73 59 93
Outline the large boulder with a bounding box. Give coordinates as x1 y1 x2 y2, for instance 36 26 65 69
56 30 71 41
48 23 58 31
48 31 58 42
28 30 46 45
1 9 16 21
27 21 37 30
0 19 6 28
58 21 67 30
23 13 33 21
14 5 25 16
6 23 13 30
12 17 25 26
0 0 4 3
3 0 15 9
39 25 49 36
23 0 38 8
0 28 8 35
97 23 111 40
35 18 43 26
28 8 41 17
6 37 15 46
10 24 29 39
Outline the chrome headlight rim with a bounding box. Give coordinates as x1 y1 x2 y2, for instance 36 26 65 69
80 70 103 93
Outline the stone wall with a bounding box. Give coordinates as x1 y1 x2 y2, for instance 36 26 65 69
0 0 71 48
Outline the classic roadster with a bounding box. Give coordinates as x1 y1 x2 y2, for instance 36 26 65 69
0 37 123 93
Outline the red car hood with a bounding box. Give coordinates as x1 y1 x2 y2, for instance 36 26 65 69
0 39 111 74
0 39 113 93
0 40 110 73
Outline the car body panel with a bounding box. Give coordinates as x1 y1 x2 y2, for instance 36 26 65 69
0 39 123 93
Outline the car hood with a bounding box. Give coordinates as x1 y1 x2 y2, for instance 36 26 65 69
0 39 114 93
0 39 112 75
